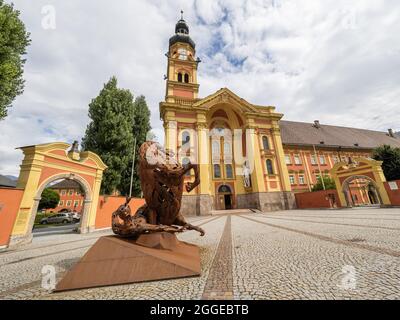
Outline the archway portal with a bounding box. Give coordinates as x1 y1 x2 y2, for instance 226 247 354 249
29 173 92 239
217 184 233 210
32 177 89 237
342 175 382 208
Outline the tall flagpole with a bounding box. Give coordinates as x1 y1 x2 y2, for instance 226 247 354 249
129 137 137 198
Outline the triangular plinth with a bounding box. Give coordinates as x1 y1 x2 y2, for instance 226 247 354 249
55 233 200 292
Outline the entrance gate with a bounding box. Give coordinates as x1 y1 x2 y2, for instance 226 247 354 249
9 142 107 248
330 157 391 208
217 184 233 210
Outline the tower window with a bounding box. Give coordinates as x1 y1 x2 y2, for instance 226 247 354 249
266 159 274 175
178 73 183 82
184 73 189 83
262 136 270 150
226 164 233 179
182 131 190 145
214 164 221 179
181 131 190 155
182 157 191 176
178 48 187 60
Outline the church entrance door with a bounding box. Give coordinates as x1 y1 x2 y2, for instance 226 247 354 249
217 184 233 210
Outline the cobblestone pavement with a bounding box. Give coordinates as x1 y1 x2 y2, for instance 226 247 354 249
1 208 400 300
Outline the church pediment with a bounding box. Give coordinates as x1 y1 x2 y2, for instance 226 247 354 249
192 88 258 113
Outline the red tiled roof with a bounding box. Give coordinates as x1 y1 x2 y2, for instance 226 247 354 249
50 179 81 190
280 120 400 149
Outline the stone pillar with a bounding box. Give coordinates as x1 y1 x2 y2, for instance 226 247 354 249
86 169 103 233
271 126 291 192
372 165 391 206
11 149 44 240
245 120 266 193
196 113 213 215
163 111 177 156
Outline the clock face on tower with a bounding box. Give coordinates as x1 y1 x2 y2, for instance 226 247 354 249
178 48 187 60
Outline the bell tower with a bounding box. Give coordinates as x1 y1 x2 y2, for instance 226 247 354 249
165 11 200 102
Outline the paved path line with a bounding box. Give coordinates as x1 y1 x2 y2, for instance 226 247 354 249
0 234 110 256
202 215 233 300
0 216 224 297
3 245 93 266
239 215 400 258
1 216 217 257
272 214 400 222
254 215 400 231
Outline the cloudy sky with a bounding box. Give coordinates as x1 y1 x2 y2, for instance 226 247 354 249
1 0 400 176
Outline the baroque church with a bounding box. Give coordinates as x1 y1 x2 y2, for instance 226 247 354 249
159 15 400 215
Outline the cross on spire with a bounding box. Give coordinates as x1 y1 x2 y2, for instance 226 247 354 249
181 10 184 20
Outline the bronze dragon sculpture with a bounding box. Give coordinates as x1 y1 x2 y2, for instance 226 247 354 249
112 141 205 238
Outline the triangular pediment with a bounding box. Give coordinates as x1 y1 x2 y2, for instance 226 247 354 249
193 88 258 113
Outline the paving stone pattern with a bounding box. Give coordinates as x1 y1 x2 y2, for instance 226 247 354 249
1 209 400 300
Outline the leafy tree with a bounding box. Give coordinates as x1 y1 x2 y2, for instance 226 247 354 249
372 144 400 181
82 77 135 194
119 95 151 196
312 176 337 192
0 1 31 120
38 188 60 210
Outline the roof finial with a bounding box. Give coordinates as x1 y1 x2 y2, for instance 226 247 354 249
181 10 184 20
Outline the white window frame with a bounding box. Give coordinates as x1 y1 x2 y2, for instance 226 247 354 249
294 154 302 165
285 154 292 165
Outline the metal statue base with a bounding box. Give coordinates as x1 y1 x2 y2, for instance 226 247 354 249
54 233 201 292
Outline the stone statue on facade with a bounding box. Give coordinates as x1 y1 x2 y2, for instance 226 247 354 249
112 141 205 238
243 161 252 188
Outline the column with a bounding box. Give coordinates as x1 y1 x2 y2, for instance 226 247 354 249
11 149 44 237
245 120 266 193
271 126 291 192
86 169 103 233
163 111 177 156
196 114 211 195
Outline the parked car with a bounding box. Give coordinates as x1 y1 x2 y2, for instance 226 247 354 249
40 213 73 225
68 211 81 223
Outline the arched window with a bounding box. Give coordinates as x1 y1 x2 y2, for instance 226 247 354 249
212 141 220 156
214 164 221 179
218 184 231 194
226 164 233 179
262 136 270 150
266 159 274 175
182 131 190 145
178 73 183 82
224 142 231 155
184 73 189 83
182 157 191 176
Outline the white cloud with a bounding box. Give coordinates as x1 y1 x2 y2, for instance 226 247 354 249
1 0 400 176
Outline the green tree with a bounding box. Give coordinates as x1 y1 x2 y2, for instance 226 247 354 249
82 77 135 194
372 144 400 181
38 188 60 210
119 95 151 196
0 1 31 120
312 176 337 192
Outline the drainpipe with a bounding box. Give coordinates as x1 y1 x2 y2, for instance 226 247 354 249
313 144 326 190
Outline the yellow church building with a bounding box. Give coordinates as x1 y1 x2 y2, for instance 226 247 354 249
160 15 400 215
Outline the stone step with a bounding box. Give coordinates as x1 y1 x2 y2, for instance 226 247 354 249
210 209 255 216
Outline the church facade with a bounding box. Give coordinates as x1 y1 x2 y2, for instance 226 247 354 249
160 16 400 215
